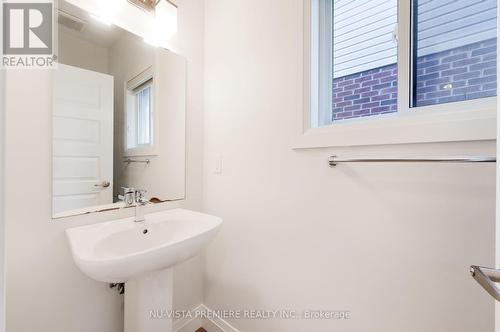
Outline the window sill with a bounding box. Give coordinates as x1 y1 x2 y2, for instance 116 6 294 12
124 146 159 157
292 106 497 149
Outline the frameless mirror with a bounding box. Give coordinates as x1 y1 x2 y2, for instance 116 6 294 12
52 1 186 218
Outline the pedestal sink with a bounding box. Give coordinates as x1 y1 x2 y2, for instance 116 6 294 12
66 208 222 332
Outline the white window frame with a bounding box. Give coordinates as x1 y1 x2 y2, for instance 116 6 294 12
124 66 160 157
294 0 497 149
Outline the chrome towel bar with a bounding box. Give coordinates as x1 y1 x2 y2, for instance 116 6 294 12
328 156 496 167
470 266 500 301
123 158 150 165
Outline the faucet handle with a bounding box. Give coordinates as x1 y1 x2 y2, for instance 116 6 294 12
135 189 148 204
119 187 136 206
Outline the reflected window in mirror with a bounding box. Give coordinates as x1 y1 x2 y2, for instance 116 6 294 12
125 66 158 156
128 78 154 149
136 81 153 146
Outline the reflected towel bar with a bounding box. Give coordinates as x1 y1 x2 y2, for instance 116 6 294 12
123 158 150 165
328 156 496 167
470 266 500 301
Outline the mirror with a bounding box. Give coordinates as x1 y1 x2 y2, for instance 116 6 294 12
52 1 186 218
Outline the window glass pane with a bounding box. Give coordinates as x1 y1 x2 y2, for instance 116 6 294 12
412 0 497 107
136 86 152 146
331 0 399 123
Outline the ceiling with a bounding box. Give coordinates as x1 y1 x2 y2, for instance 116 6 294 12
57 1 127 48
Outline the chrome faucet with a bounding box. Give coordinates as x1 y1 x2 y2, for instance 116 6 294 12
118 187 135 206
134 189 150 223
118 187 150 222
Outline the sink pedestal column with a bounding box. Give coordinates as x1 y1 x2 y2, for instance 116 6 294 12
124 268 173 332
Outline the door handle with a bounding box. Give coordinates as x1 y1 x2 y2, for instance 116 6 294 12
94 181 111 188
470 265 500 301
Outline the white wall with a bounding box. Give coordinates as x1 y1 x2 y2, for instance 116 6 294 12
0 18 5 332
0 4 5 329
496 1 500 329
58 26 110 74
4 0 205 331
203 1 496 331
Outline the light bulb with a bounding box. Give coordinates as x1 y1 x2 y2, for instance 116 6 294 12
144 0 177 47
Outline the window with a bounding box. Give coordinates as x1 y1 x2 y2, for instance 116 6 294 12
134 81 153 147
310 0 497 129
411 0 497 107
125 67 157 156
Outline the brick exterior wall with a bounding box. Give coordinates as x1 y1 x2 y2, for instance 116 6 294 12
333 65 398 121
332 38 497 121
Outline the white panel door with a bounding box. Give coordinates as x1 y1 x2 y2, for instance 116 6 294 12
53 64 113 215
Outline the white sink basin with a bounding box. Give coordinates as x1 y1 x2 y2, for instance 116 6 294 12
66 208 222 283
66 208 222 332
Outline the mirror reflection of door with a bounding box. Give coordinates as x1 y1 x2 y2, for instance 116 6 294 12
52 64 113 215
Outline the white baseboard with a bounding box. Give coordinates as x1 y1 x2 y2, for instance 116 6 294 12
173 307 204 332
173 304 240 332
